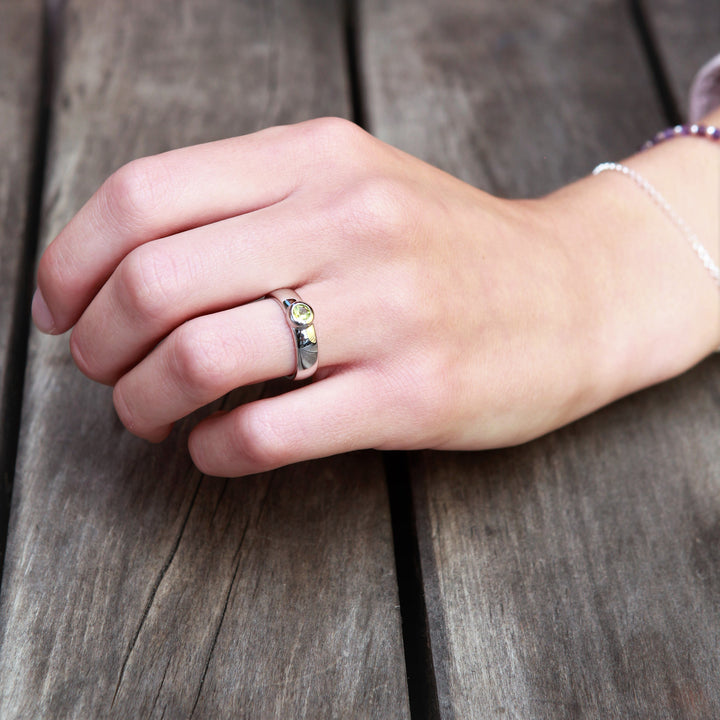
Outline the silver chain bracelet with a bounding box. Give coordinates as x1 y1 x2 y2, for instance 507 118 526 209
592 161 720 288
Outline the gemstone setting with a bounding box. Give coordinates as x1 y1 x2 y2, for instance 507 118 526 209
290 301 314 325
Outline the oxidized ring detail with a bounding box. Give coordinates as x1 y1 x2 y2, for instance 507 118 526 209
268 289 318 381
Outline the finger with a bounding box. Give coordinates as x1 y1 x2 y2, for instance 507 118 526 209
113 296 346 441
69 196 330 384
187 373 386 477
34 119 336 334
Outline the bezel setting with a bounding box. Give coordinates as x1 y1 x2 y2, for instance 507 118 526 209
289 301 314 326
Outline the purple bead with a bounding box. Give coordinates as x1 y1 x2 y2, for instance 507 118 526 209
640 123 720 151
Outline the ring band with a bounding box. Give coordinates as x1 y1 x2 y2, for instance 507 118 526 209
268 289 318 381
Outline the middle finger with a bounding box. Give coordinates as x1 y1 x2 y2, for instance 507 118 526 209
70 196 331 384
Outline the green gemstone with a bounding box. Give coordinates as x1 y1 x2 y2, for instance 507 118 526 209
290 302 313 325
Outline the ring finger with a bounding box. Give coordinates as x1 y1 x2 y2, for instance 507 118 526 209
112 290 344 441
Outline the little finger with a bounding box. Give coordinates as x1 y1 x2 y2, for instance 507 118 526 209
187 372 386 477
113 292 341 441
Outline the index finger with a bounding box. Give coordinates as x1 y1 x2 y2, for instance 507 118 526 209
33 118 348 334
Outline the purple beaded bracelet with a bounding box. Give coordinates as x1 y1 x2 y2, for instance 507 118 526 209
642 123 720 150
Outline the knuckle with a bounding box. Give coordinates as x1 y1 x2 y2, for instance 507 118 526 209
302 116 367 157
100 156 170 230
169 322 237 401
291 117 371 177
340 177 417 243
116 244 182 323
231 405 287 471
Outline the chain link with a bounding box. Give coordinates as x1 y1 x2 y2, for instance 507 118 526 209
592 161 720 288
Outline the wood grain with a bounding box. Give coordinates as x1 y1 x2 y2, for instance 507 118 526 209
413 367 720 719
361 0 720 717
0 1 43 562
360 0 662 197
0 1 409 717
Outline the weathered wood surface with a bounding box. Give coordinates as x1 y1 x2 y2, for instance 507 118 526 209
0 2 43 561
643 0 720 119
0 1 410 718
3 0 719 717
361 0 656 196
362 0 720 717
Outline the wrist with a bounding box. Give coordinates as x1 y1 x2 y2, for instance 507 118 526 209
541 148 719 410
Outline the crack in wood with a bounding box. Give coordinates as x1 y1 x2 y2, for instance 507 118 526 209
209 478 229 524
149 656 173 717
188 513 252 718
110 470 204 709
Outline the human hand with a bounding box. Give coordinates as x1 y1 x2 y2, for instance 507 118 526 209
32 118 719 476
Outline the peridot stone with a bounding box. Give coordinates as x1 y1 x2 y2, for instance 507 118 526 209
290 302 313 325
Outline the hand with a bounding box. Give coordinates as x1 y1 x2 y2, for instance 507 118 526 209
32 117 718 476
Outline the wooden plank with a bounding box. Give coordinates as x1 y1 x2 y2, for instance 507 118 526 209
361 0 662 198
0 1 410 717
361 0 720 717
0 1 43 563
412 371 720 719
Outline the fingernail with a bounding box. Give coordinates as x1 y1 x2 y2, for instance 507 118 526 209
32 289 56 334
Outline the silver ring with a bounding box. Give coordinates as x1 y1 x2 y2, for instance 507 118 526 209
268 289 318 381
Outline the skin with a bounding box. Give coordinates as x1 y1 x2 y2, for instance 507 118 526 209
32 111 720 477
